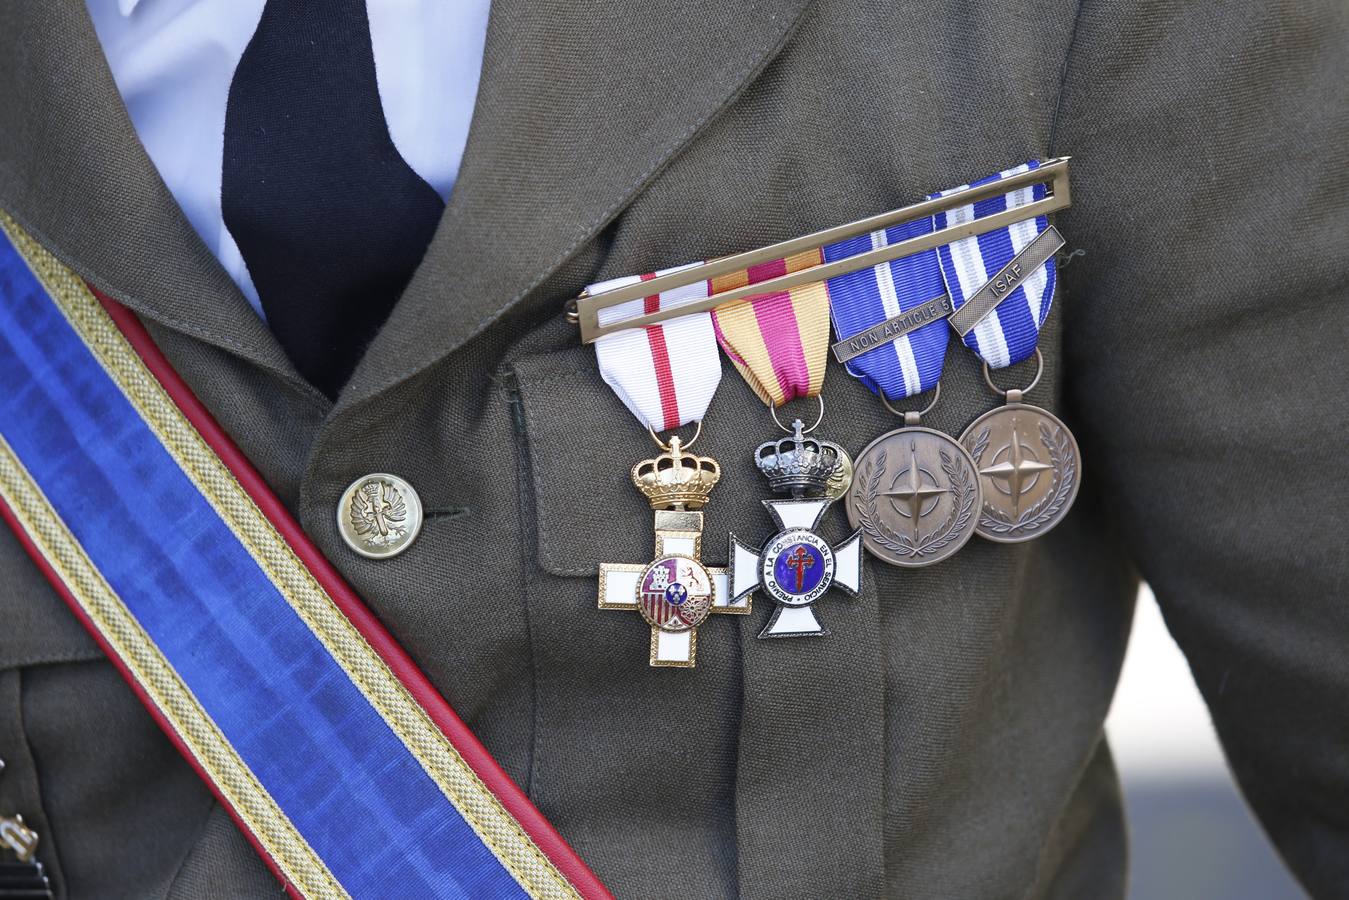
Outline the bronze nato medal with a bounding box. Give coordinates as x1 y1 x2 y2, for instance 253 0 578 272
845 385 982 567
960 352 1081 542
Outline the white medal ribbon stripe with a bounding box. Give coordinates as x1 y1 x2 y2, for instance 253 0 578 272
592 262 721 432
865 228 925 396
593 262 707 328
596 329 667 429
940 200 1011 368
1004 183 1050 326
935 162 1035 368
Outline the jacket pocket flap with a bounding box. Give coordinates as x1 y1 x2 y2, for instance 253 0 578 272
512 347 656 577
510 344 790 579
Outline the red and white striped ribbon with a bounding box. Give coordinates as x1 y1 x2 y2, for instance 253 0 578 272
591 262 721 432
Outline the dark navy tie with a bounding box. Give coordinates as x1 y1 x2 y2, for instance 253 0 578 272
222 0 445 398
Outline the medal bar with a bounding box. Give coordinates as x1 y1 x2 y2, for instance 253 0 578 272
572 158 1071 342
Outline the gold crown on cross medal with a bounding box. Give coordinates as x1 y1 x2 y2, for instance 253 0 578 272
631 435 721 510
755 418 846 498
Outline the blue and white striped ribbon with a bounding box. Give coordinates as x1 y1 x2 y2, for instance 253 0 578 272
933 161 1056 369
823 217 949 400
824 162 1058 400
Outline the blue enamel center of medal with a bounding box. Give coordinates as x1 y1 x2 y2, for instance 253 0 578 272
0 234 525 898
664 582 688 606
772 542 826 595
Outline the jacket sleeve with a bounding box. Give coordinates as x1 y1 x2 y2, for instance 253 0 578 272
1050 1 1349 894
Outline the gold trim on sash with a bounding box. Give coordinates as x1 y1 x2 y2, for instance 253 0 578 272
0 213 579 900
0 433 348 899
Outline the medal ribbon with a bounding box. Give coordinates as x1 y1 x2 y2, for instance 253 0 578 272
822 216 950 400
710 251 830 406
932 160 1057 368
591 161 1056 415
603 219 953 407
591 263 722 431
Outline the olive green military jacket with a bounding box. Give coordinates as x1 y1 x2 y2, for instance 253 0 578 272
1 1 1347 897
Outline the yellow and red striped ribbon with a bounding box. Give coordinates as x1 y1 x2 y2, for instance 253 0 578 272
709 249 831 407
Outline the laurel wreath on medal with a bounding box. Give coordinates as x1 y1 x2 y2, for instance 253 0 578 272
968 422 1077 535
857 448 977 558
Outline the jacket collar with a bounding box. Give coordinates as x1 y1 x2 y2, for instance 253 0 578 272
336 0 814 408
0 0 812 408
0 0 312 395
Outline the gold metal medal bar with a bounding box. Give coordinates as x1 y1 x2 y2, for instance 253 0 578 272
571 158 1070 342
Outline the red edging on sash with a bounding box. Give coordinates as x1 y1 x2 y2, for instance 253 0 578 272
0 284 612 900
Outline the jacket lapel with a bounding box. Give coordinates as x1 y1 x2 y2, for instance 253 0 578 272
0 0 814 406
0 0 307 392
341 0 815 407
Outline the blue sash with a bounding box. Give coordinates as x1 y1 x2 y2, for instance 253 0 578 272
0 213 609 900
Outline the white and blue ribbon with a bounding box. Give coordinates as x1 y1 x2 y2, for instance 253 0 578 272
933 160 1056 369
824 162 1057 399
823 218 949 400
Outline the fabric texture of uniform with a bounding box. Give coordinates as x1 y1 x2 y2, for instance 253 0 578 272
0 1 1347 898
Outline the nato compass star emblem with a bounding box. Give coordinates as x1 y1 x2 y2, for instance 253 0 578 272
728 419 863 638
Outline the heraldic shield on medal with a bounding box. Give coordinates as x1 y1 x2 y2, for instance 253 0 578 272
599 435 750 667
730 420 862 638
636 556 715 633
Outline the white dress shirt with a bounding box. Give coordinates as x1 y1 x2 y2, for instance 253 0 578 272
87 0 491 317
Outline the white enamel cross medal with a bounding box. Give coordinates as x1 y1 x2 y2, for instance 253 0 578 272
729 419 863 638
599 434 750 667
